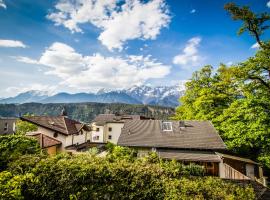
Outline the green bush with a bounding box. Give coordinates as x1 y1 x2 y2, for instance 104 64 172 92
0 142 255 200
0 153 254 200
0 135 41 171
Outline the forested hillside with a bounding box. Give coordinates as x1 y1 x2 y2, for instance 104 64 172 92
0 102 174 122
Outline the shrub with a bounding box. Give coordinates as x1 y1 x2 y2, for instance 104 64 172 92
0 135 41 171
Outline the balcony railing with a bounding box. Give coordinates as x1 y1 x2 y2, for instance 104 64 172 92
224 163 250 180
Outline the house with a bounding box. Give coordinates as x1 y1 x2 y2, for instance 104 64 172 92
0 117 16 135
91 114 153 144
117 120 266 185
21 114 91 154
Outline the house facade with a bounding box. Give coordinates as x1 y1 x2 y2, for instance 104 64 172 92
117 120 266 185
21 115 91 154
0 117 16 135
91 114 152 144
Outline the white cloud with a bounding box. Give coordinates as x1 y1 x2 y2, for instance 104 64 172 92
173 37 203 68
251 42 259 49
13 56 39 64
0 39 26 48
16 42 170 90
6 84 57 96
47 0 170 51
267 1 270 8
190 9 196 14
0 0 6 9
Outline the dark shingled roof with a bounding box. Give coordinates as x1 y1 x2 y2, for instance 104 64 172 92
157 149 222 162
93 114 151 125
118 120 226 150
21 116 88 135
26 132 61 148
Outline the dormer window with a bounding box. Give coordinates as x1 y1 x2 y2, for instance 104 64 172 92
4 122 8 131
162 122 173 131
53 132 58 138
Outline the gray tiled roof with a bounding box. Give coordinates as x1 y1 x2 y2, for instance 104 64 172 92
92 114 147 125
118 120 226 150
157 149 222 162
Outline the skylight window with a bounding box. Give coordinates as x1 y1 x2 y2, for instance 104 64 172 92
162 122 173 131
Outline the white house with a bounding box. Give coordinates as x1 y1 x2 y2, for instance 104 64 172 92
21 115 91 154
91 114 152 144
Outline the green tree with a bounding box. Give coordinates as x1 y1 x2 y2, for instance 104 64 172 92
16 119 37 135
0 135 40 171
224 2 270 47
174 3 270 170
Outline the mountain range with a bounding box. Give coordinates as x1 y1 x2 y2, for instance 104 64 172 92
0 85 185 107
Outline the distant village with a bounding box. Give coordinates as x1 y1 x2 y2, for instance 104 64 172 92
0 108 267 188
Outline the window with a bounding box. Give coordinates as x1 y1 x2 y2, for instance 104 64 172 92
53 132 58 138
4 122 8 132
108 135 112 140
108 127 112 132
93 136 99 140
96 128 100 132
162 122 173 131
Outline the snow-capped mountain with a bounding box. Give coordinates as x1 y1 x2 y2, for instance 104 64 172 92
0 90 50 104
124 84 185 106
0 85 185 107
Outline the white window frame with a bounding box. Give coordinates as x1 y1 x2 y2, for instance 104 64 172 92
162 122 173 131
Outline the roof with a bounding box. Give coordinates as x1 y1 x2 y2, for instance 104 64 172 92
21 116 89 135
93 114 152 125
0 117 17 120
216 152 259 165
158 149 222 162
117 120 227 150
26 132 61 148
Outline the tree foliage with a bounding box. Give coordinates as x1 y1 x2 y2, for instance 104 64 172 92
16 118 37 136
0 135 41 171
174 3 270 170
0 152 255 200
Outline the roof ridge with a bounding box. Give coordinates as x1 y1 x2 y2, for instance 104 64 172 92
62 116 70 135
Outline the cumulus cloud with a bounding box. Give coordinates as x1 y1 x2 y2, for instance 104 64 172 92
16 42 170 90
173 37 203 68
0 0 6 9
251 42 260 49
47 0 170 51
0 39 27 48
267 1 270 8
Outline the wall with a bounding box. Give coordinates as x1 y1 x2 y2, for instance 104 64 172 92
66 129 89 146
46 146 57 155
37 127 66 150
104 123 124 144
91 125 104 143
0 118 16 135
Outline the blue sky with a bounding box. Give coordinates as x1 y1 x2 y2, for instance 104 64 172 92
0 0 269 97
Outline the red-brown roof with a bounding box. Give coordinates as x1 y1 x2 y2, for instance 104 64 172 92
26 132 61 148
21 116 89 135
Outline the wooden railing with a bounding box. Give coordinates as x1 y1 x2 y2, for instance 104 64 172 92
224 163 250 180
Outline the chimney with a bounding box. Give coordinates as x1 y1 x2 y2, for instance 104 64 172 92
60 107 67 117
179 120 185 128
